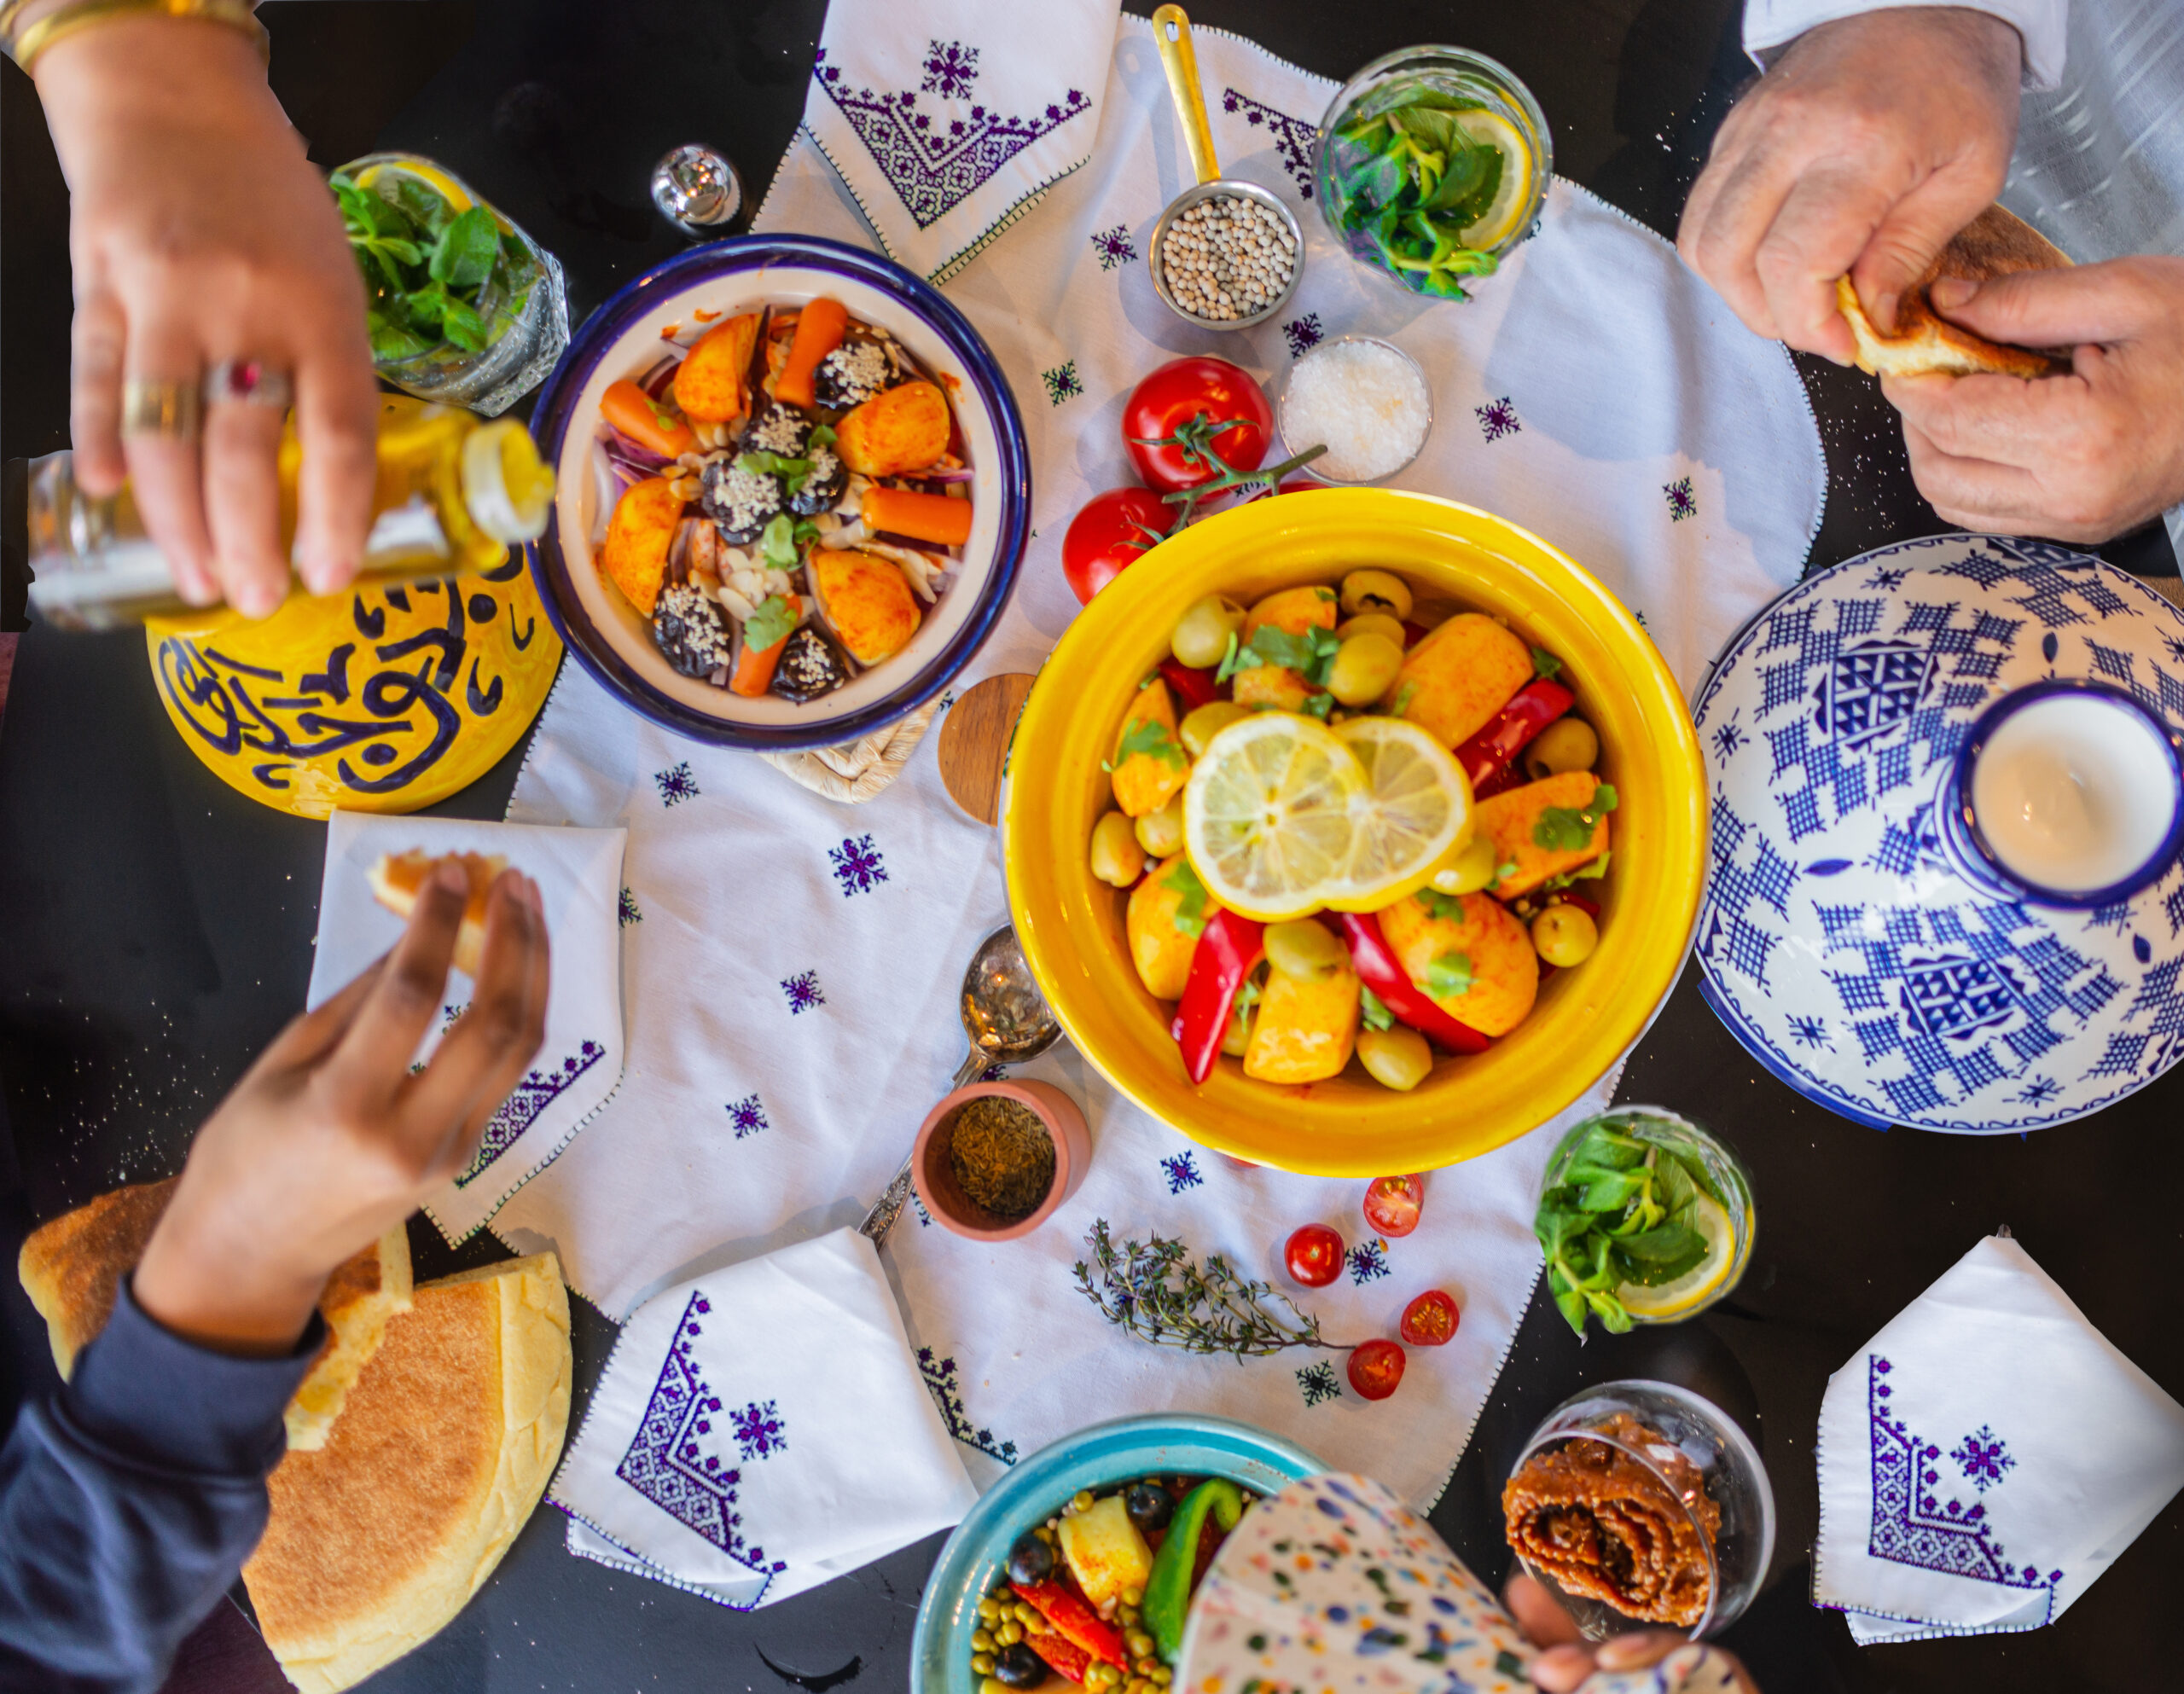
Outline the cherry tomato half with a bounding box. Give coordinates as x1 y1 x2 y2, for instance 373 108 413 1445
1362 1175 1423 1238
1062 486 1175 605
1347 1337 1407 1401
1284 1223 1345 1288
1399 1290 1461 1347
1124 357 1272 493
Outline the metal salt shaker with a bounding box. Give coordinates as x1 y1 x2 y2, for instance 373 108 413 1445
651 144 744 235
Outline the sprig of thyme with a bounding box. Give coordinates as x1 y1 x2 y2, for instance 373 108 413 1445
1072 1220 1351 1360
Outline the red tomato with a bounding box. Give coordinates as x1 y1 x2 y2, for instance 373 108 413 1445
1347 1338 1407 1401
1062 486 1174 605
1284 1223 1345 1288
1362 1175 1423 1238
1399 1290 1461 1347
1124 357 1273 493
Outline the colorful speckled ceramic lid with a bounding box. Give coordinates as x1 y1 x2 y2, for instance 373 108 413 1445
1694 533 2184 1133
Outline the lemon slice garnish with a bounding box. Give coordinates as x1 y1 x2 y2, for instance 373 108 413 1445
1182 714 1368 923
1616 1192 1735 1319
462 420 556 544
1453 109 1532 252
1323 716 1474 912
353 160 474 213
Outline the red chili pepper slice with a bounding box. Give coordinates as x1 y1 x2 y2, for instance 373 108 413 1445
1025 1626 1092 1682
1453 678 1575 792
1012 1581 1128 1668
1551 892 1601 919
1156 656 1225 712
1170 910 1266 1083
1334 910 1490 1056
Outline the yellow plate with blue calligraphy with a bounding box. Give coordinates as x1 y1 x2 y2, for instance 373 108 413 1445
144 560 562 820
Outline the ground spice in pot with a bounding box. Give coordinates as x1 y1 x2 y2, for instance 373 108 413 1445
949 1096 1054 1220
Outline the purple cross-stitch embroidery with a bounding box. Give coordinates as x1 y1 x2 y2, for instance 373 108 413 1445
1219 88 1319 196
1952 1425 2014 1492
781 971 825 1015
613 1293 786 1577
1476 397 1521 442
917 1348 1018 1464
1091 225 1138 270
920 39 979 100
1867 1356 2059 1593
1042 362 1083 406
1297 1361 1341 1406
655 761 700 805
619 885 642 926
455 1040 608 1186
1664 478 1697 522
727 1094 769 1139
829 834 889 896
812 47 1090 230
1348 1239 1390 1285
730 1400 787 1462
1160 1152 1203 1193
1282 313 1323 358
979 1063 1008 1083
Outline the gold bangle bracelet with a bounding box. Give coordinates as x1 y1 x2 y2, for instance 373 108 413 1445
4 0 266 75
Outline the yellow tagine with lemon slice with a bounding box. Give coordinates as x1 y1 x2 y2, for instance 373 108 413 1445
1089 566 1616 1092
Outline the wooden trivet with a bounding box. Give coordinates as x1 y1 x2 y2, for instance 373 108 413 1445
937 672 1037 825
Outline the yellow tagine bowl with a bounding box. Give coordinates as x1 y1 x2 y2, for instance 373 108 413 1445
1002 488 1706 1176
144 562 562 821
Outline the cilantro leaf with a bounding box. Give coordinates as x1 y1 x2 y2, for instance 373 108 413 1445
1422 950 1473 1000
1118 716 1188 769
1300 692 1334 720
1214 623 1343 687
1415 888 1465 920
738 450 815 495
1391 680 1419 717
1533 782 1618 852
1359 986 1394 1031
759 513 802 571
742 594 799 653
1166 859 1211 938
1531 647 1562 679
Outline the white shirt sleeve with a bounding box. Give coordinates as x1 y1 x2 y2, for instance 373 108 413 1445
1742 0 2070 90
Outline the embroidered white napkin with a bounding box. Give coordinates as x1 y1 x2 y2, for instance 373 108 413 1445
801 0 1122 282
308 811 627 1243
549 1227 977 1610
1813 1232 2184 1643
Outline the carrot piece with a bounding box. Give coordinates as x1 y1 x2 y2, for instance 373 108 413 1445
673 311 761 422
601 380 695 459
729 595 799 697
861 484 973 548
775 297 850 409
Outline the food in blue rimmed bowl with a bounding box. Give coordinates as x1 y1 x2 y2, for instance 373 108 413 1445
526 235 1030 751
911 1415 1323 1694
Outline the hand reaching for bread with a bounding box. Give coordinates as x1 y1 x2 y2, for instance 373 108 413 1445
134 860 549 1355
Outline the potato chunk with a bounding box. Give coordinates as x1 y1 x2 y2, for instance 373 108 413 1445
599 477 684 618
1128 856 1216 1001
1244 962 1360 1083
1110 677 1190 817
835 380 951 477
673 312 761 423
1387 612 1532 747
810 548 921 665
1376 888 1537 1037
1058 1494 1153 1609
1473 769 1612 899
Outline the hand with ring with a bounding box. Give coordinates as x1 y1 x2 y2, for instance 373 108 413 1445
31 6 379 616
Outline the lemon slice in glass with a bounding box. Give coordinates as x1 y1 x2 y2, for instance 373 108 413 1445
1616 1192 1735 1319
462 419 557 544
1323 716 1474 912
353 159 474 213
1182 714 1368 922
1454 109 1533 252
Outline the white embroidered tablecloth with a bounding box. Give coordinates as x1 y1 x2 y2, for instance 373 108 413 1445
487 9 1827 1517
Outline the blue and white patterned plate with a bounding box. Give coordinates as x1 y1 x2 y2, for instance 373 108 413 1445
1693 533 2184 1133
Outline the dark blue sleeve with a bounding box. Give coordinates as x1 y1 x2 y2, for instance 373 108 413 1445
0 1278 322 1694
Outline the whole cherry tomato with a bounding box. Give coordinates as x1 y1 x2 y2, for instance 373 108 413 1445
1347 1337 1407 1401
1362 1175 1423 1238
1062 486 1175 605
1124 357 1272 493
1284 1223 1345 1288
1399 1290 1461 1347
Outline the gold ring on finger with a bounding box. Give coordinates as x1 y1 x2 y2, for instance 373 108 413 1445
120 378 201 439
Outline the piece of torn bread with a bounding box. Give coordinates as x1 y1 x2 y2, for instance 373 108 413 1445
366 850 512 978
1838 204 2072 380
17 1175 414 1451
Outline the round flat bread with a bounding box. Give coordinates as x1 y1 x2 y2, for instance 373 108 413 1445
1838 204 2071 379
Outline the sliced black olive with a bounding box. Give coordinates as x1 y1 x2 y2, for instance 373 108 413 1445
1005 1530 1054 1587
813 335 903 410
741 401 810 460
770 624 848 704
700 459 783 546
787 442 848 517
651 583 732 682
1125 1482 1174 1532
991 1645 1045 1689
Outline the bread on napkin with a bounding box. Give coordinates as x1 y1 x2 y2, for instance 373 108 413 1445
16 1175 414 1451
366 850 512 978
244 1253 572 1694
1838 204 2071 379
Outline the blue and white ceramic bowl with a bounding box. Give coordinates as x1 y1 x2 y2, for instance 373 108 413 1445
909 1414 1325 1694
1694 533 2184 1133
526 235 1031 750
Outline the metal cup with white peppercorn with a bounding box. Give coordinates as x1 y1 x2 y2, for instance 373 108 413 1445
1147 6 1305 332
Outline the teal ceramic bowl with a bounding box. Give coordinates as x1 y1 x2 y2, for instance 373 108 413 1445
910 1415 1327 1694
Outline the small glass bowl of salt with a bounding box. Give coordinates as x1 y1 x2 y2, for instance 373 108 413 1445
1277 335 1433 485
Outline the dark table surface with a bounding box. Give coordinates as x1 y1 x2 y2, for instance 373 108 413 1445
3 3 2180 1692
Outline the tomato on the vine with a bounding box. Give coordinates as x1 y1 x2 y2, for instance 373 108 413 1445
1062 486 1175 605
1399 1290 1461 1347
1124 357 1272 493
1362 1175 1423 1238
1284 1223 1345 1288
1348 1338 1407 1401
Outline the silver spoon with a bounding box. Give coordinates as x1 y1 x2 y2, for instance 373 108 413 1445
857 925 1063 1243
